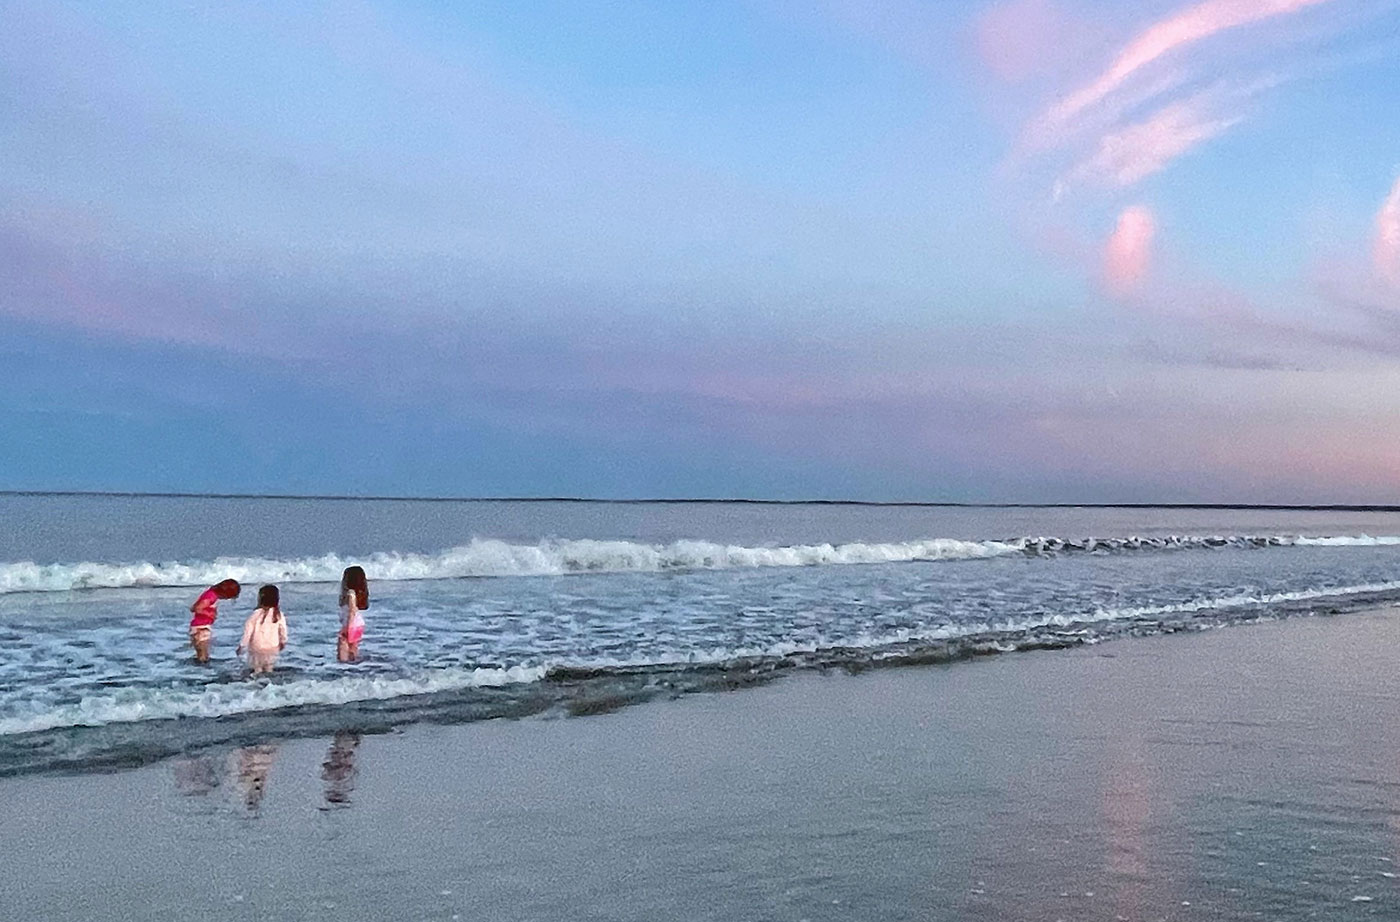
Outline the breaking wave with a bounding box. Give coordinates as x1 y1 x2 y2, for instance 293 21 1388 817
2 533 1397 594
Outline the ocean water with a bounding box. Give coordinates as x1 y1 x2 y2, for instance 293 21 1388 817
4 494 1400 777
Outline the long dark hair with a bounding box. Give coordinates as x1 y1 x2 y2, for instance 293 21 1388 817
340 566 369 610
214 578 241 599
257 584 281 622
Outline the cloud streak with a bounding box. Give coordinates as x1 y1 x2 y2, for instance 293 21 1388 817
1070 93 1243 187
998 0 1342 199
1042 0 1332 132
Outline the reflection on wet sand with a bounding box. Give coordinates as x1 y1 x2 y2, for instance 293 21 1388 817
236 744 278 813
170 743 282 814
1103 743 1154 920
170 735 364 814
321 732 361 810
171 753 222 797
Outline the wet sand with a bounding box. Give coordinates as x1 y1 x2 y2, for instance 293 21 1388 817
7 609 1400 921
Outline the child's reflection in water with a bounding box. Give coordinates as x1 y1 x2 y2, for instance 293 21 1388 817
172 737 359 812
236 744 278 813
172 753 222 797
321 731 361 809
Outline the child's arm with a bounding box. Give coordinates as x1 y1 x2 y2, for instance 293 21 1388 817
190 591 213 617
278 615 287 649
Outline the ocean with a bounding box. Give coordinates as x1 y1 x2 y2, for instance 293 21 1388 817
4 493 1400 777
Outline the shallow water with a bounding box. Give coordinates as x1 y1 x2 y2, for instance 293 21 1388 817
5 495 1400 775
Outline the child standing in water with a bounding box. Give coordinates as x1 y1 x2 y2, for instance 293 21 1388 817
338 566 369 662
237 584 288 674
189 579 240 663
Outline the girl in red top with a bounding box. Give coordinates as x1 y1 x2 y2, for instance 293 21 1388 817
189 578 241 663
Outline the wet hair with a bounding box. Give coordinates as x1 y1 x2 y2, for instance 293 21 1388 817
257 584 281 621
214 579 241 599
340 566 369 610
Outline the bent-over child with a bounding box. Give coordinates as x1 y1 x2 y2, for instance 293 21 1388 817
189 578 241 663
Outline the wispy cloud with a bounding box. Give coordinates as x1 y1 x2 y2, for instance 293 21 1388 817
1102 205 1156 296
1375 174 1400 286
970 0 1399 334
1042 0 1332 133
990 0 1344 198
1069 92 1243 187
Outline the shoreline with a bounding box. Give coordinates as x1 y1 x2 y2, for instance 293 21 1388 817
7 606 1400 920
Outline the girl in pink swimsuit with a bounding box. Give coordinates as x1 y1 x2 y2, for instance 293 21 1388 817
337 566 369 662
188 579 241 663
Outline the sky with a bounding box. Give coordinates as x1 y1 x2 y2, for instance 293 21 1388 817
3 0 1400 502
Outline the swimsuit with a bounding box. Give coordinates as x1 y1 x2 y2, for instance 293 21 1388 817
343 611 365 645
190 588 219 627
189 588 219 645
341 597 365 644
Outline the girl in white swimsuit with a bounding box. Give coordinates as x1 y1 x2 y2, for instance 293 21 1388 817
237 584 287 674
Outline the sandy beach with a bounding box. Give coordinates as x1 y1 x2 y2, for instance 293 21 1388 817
5 608 1400 921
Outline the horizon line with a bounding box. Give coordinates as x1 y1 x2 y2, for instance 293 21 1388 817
3 489 1400 512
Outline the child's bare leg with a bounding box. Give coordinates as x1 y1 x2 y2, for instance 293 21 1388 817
337 636 350 662
193 635 211 663
347 641 359 662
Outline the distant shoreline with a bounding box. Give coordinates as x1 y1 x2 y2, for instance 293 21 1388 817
2 489 1399 511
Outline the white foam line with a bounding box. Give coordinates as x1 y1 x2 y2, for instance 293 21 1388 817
1294 536 1400 547
3 533 1398 594
0 665 546 736
0 537 1018 594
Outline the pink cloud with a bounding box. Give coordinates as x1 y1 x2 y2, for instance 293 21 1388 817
1102 205 1156 297
1005 0 1336 195
974 0 1089 84
1070 95 1241 187
1044 0 1332 131
1375 175 1400 287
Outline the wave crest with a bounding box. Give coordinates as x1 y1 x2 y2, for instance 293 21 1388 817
1 533 1397 594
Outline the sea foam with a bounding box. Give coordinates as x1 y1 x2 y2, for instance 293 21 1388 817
0 664 547 736
0 533 1395 594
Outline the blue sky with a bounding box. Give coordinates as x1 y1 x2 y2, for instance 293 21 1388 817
3 0 1400 501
